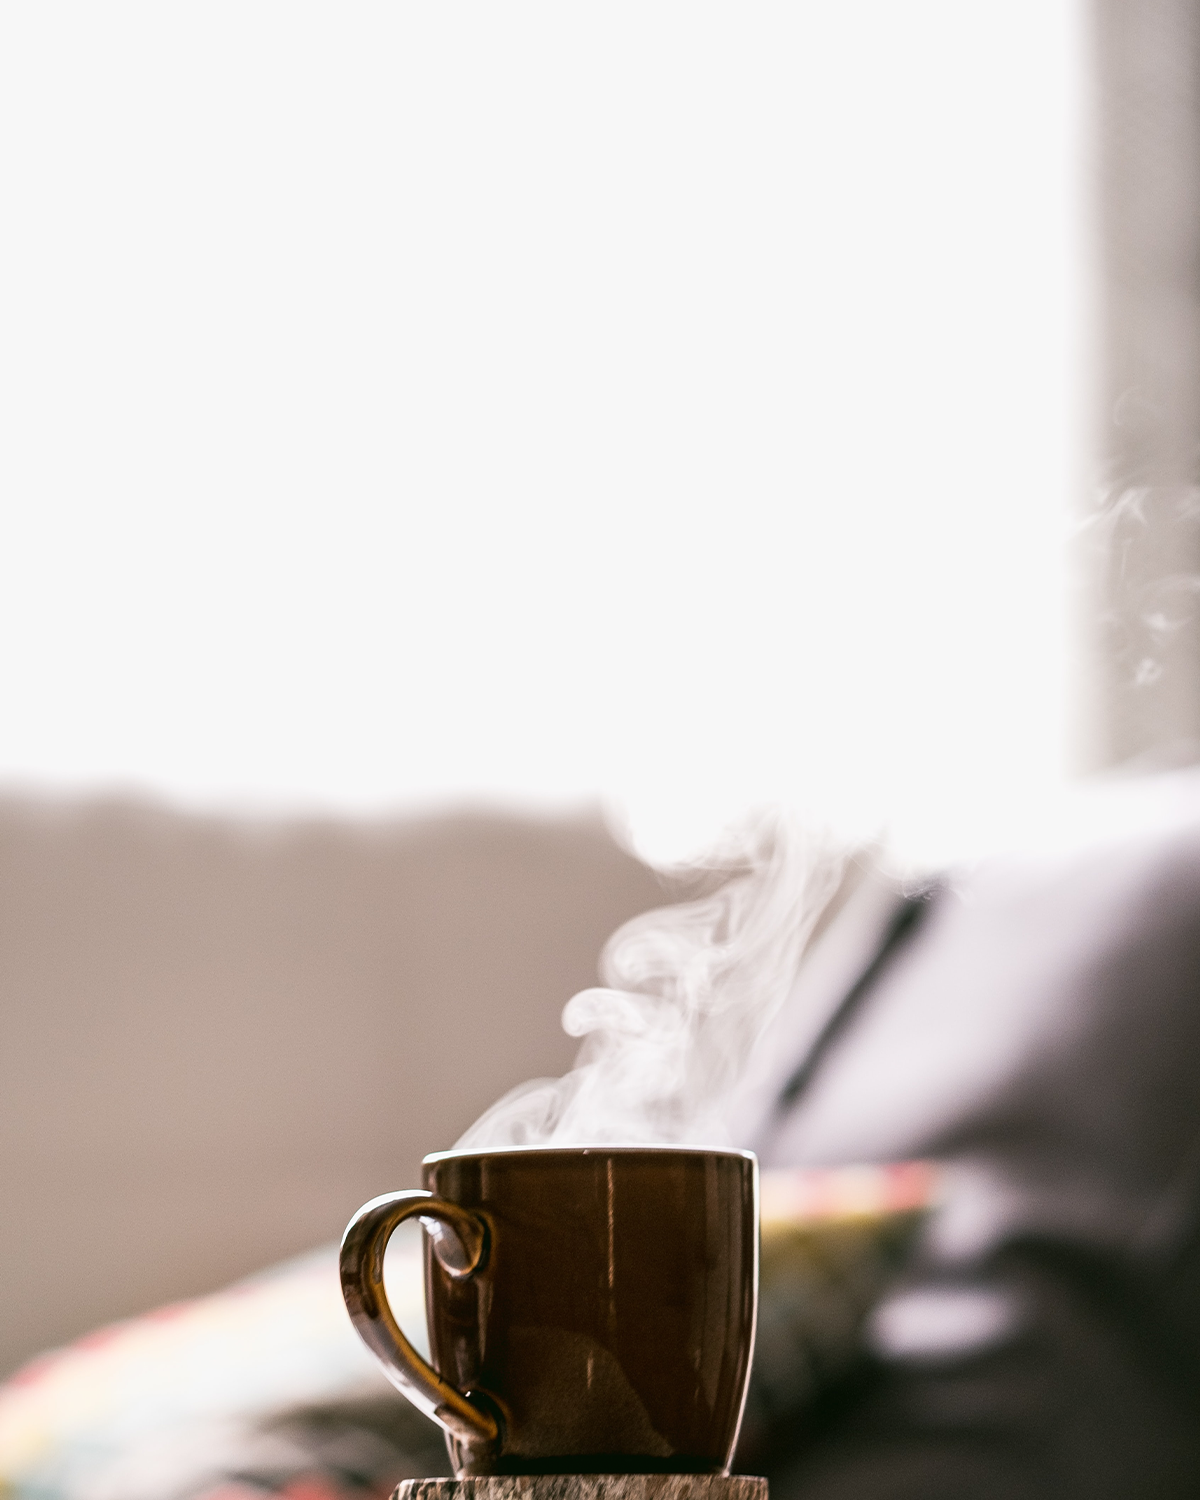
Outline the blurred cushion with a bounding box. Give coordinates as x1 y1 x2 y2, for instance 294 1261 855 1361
0 1240 444 1500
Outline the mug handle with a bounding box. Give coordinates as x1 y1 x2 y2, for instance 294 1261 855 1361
339 1189 500 1447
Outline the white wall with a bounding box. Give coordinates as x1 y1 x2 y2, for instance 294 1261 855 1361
0 2 1084 865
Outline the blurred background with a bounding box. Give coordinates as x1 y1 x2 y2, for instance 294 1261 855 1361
2 0 1197 1397
0 1 1085 863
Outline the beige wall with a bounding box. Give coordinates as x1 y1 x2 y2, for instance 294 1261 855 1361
0 797 666 1378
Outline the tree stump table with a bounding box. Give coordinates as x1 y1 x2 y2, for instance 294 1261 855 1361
395 1478 766 1500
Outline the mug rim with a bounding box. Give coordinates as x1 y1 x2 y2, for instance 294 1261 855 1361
423 1143 758 1165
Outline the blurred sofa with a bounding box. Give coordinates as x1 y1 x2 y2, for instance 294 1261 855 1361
0 794 666 1381
11 772 1200 1500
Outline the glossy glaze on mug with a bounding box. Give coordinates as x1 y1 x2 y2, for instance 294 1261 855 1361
421 1146 757 1477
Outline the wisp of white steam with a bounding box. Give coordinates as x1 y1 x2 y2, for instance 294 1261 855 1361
456 810 847 1149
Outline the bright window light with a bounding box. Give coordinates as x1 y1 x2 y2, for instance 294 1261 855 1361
0 2 1084 864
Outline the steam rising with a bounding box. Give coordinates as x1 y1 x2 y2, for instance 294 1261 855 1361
456 811 846 1149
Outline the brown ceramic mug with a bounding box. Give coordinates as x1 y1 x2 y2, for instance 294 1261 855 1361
340 1144 758 1476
